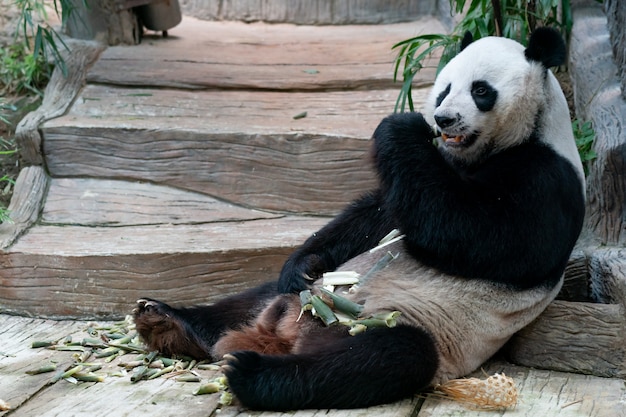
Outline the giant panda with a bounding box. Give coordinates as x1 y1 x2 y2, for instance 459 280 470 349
133 27 585 411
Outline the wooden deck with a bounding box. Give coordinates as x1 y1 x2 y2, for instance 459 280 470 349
1 314 624 416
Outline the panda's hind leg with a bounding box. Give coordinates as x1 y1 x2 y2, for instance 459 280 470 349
133 281 279 359
222 324 439 410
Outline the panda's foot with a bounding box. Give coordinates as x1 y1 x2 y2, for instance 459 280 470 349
133 298 209 358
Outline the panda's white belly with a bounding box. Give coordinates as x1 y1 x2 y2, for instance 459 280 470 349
335 241 562 385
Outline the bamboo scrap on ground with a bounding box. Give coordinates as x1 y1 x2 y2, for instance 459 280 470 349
0 315 229 417
417 361 626 417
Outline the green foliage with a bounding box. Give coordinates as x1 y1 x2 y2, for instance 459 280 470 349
392 0 595 174
0 42 52 96
0 174 14 224
572 119 597 176
3 0 88 96
393 0 573 112
0 1 86 223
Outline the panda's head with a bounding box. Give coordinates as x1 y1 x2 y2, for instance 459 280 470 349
428 28 580 172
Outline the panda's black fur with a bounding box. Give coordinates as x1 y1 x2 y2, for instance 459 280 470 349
133 27 585 411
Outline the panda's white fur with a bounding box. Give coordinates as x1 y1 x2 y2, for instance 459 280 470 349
133 28 586 411
427 36 585 187
336 240 562 385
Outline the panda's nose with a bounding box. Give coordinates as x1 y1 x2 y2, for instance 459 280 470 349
434 114 457 129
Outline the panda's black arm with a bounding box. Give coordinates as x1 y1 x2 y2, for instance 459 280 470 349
277 190 396 294
372 112 585 288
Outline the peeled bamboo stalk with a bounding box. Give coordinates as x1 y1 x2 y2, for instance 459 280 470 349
435 373 518 410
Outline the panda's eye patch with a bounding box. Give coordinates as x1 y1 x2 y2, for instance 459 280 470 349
474 86 488 96
435 83 451 107
471 80 497 112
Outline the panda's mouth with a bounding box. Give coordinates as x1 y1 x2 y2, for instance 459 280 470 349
441 133 477 148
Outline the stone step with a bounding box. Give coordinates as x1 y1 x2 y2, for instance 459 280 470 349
0 178 328 319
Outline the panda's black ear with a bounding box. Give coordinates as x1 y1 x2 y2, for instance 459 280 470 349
524 27 566 68
460 31 473 52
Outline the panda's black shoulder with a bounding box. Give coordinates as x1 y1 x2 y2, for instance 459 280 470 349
478 138 580 187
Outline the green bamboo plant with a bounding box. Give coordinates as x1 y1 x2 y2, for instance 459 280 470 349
391 0 596 174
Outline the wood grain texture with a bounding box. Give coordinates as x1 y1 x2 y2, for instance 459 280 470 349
0 166 48 249
65 0 141 45
418 361 626 417
42 177 281 226
0 314 423 417
0 217 327 319
588 248 626 305
87 17 442 90
15 40 104 165
604 0 626 100
0 316 84 414
570 6 626 246
506 300 626 378
42 86 430 214
0 315 224 417
181 0 437 24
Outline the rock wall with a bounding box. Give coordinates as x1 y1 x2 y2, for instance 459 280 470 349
604 0 626 100
570 4 626 246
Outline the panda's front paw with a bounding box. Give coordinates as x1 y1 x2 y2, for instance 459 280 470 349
277 253 323 294
133 298 208 358
133 298 177 348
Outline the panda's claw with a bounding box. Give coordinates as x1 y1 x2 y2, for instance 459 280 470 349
223 353 237 362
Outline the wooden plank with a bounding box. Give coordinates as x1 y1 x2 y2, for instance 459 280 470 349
4 315 625 416
417 361 626 417
15 39 104 165
88 17 443 90
43 86 428 214
0 315 224 417
0 314 420 417
181 0 437 25
218 398 421 417
0 217 327 319
0 166 48 250
42 178 280 226
45 85 411 137
0 316 86 414
505 300 626 378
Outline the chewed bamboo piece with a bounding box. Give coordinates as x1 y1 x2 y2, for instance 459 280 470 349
434 373 518 410
369 228 405 253
0 399 10 411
